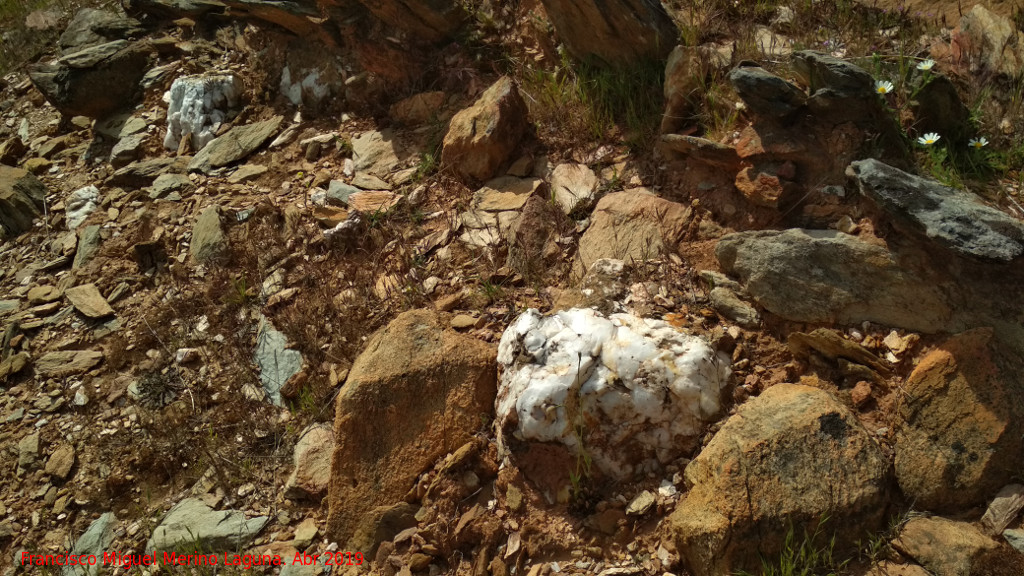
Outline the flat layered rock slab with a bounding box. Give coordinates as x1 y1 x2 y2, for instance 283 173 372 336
473 176 544 212
716 229 954 333
188 116 283 174
849 158 1024 262
36 350 103 377
65 283 114 318
347 191 401 214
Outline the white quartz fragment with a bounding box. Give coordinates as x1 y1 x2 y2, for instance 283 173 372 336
496 308 731 479
66 185 101 230
163 74 243 152
280 66 331 108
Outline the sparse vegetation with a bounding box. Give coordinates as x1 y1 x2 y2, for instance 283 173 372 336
515 52 664 151
737 520 849 576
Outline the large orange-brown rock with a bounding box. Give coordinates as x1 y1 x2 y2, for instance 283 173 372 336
671 384 890 576
894 328 1024 512
326 309 497 544
441 77 528 182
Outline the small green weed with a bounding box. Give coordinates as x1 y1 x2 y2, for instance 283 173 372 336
478 278 504 304
223 274 252 307
736 520 849 576
414 150 439 181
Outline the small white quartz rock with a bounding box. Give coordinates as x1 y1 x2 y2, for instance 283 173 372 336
280 66 331 108
163 74 243 152
496 308 731 479
66 185 101 230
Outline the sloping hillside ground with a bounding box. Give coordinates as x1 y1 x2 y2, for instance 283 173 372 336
2 0 1024 575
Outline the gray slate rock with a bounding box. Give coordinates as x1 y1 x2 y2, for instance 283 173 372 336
327 180 359 207
1005 529 1024 554
709 287 760 328
188 116 282 174
792 51 912 168
110 157 189 187
28 40 150 118
793 50 875 101
109 133 146 168
17 432 40 471
148 173 193 199
0 166 47 237
255 316 302 405
145 498 268 553
73 225 102 269
849 158 1024 262
59 8 142 53
728 66 806 120
717 229 952 333
62 513 116 576
190 206 226 263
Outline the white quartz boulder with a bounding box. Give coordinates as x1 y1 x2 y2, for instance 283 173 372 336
496 308 731 479
163 74 243 152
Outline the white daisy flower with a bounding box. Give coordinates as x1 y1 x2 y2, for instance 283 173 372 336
875 80 894 94
917 132 941 146
968 137 989 149
917 59 935 71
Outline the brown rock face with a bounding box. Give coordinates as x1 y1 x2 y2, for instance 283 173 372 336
326 309 497 544
734 165 786 208
353 0 464 43
951 4 1024 77
390 91 446 125
576 190 692 275
0 167 48 238
671 384 890 576
539 0 678 66
894 328 1024 512
441 77 528 182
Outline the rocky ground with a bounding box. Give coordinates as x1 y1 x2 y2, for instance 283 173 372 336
3 0 1024 575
